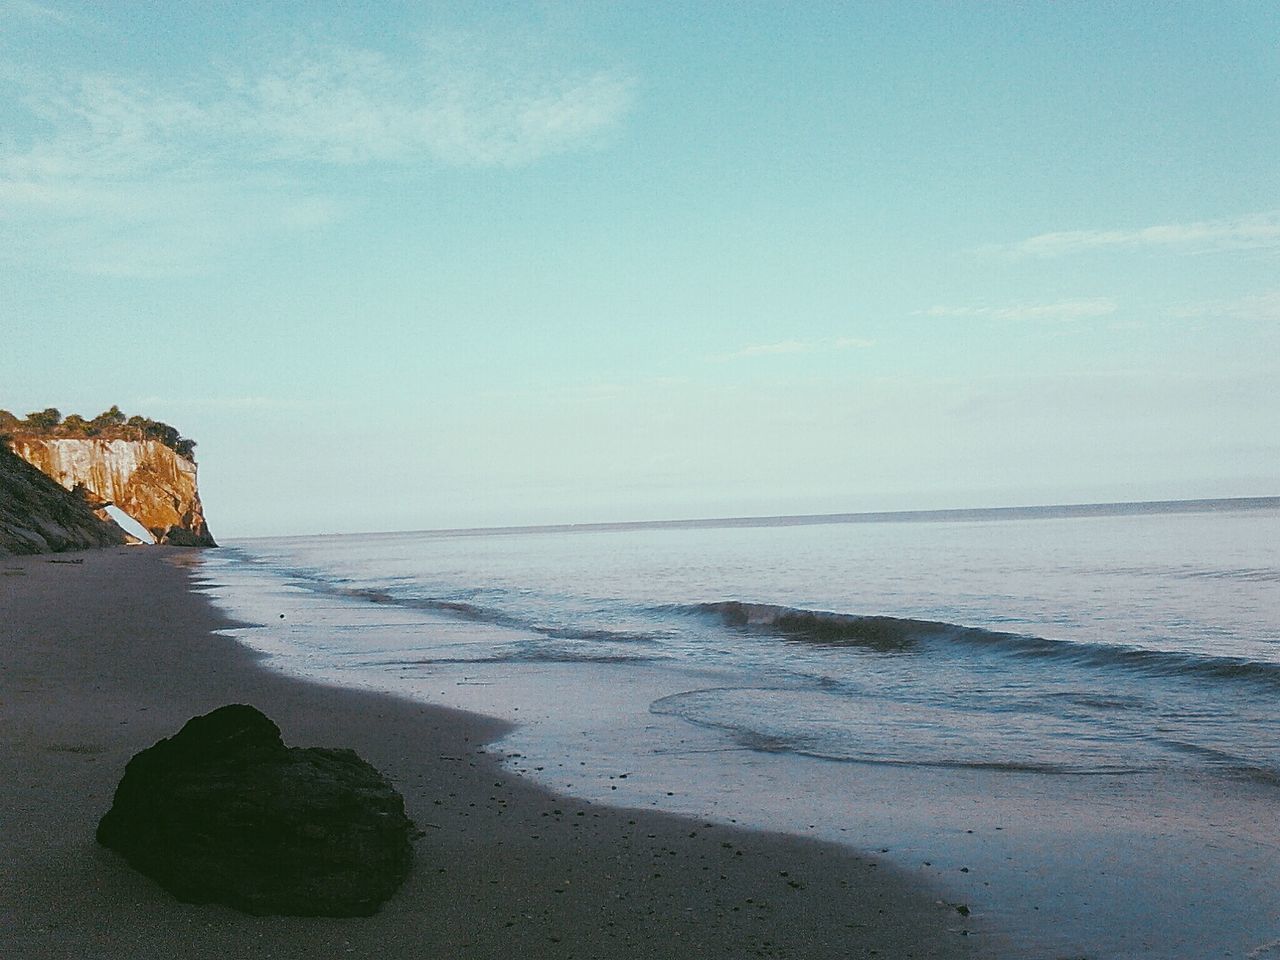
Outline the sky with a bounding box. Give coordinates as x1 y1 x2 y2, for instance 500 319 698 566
2 1 1278 537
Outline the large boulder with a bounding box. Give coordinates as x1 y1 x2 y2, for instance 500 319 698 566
97 704 415 916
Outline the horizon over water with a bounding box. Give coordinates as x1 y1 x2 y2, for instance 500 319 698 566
237 493 1280 542
199 494 1280 960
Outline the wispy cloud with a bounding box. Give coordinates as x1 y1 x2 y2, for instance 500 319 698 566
921 298 1117 321
0 173 344 276
981 212 1280 259
1173 291 1280 323
722 337 875 361
0 34 635 273
218 41 634 167
6 38 634 170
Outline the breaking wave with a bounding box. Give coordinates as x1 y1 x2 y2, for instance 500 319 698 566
232 549 1280 691
683 600 962 650
680 600 1280 688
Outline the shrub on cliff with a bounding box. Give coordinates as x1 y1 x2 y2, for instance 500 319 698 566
92 405 127 430
0 409 22 434
23 407 62 430
0 406 198 462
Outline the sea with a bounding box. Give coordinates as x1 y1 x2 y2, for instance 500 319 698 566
195 497 1280 960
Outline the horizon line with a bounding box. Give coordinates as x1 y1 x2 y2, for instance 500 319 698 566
231 494 1280 542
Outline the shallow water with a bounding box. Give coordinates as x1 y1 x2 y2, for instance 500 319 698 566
197 499 1280 959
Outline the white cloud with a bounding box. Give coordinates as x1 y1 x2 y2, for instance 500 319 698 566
922 298 1117 322
982 212 1280 258
0 35 635 273
5 39 634 173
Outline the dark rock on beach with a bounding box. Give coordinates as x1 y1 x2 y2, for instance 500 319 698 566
96 704 414 916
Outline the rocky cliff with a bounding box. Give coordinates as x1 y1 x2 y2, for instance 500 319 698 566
8 437 216 547
0 444 129 555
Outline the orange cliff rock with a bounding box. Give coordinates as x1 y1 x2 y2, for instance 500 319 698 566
8 437 216 547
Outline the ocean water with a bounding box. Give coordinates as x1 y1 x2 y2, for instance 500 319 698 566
196 498 1280 960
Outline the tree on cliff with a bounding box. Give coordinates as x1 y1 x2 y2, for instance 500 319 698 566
24 408 62 430
1 406 198 462
61 414 91 436
92 405 127 431
125 415 197 458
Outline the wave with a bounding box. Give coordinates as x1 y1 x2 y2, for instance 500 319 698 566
231 553 1280 690
1102 564 1280 583
1177 567 1280 583
649 687 1153 775
281 575 669 646
1154 739 1280 785
686 601 961 650
340 587 525 625
680 600 1280 688
363 650 664 667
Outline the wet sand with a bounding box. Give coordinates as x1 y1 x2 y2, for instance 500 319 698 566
0 547 987 959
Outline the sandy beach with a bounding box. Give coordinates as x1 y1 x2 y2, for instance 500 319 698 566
0 547 986 960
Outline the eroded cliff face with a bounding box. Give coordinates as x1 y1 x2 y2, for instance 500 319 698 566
9 438 216 547
0 444 128 555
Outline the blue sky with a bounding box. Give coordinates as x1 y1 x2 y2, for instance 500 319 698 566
2 1 1277 536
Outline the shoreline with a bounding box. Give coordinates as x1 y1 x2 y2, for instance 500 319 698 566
1 547 988 959
203 525 1280 960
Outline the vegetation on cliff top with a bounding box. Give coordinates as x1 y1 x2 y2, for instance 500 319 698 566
0 406 197 461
